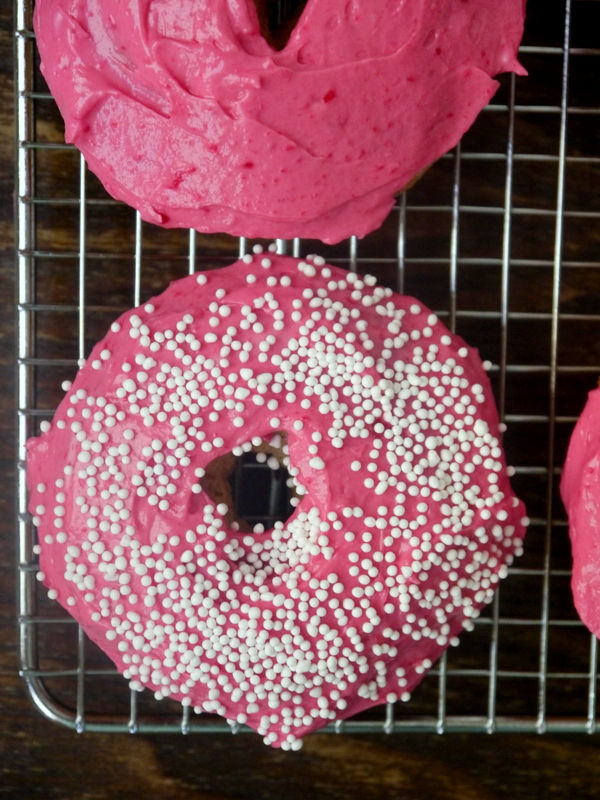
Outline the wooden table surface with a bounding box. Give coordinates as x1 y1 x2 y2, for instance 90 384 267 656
4 3 600 798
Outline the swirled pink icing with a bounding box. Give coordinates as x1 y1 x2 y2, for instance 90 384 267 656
27 256 527 747
34 0 526 243
561 388 600 635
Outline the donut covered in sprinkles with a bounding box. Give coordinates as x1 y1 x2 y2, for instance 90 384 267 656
27 255 528 749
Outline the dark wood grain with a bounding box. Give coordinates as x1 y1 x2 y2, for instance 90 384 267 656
4 1 600 797
253 0 309 50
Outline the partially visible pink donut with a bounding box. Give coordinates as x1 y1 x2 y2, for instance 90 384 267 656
561 388 600 635
34 0 526 243
27 256 527 748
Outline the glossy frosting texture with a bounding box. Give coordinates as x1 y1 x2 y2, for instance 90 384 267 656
34 0 526 243
561 388 600 636
27 256 527 747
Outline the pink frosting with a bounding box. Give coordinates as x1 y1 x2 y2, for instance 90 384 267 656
34 0 525 243
27 256 527 748
561 388 600 635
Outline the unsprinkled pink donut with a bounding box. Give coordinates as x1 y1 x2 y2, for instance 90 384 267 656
34 0 525 243
561 388 600 637
27 256 527 748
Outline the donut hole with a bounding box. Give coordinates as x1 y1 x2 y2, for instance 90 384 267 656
253 0 309 50
199 433 298 533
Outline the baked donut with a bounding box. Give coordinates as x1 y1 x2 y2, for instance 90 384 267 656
27 255 527 748
34 0 526 243
561 387 600 636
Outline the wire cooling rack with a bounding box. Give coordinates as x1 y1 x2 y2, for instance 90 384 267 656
16 0 600 735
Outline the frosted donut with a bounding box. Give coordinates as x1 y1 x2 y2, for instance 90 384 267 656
34 0 525 243
27 255 528 748
561 388 600 635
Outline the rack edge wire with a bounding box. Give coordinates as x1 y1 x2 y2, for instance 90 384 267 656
15 0 600 735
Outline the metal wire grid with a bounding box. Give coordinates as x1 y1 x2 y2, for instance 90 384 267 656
230 454 296 531
15 0 600 734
